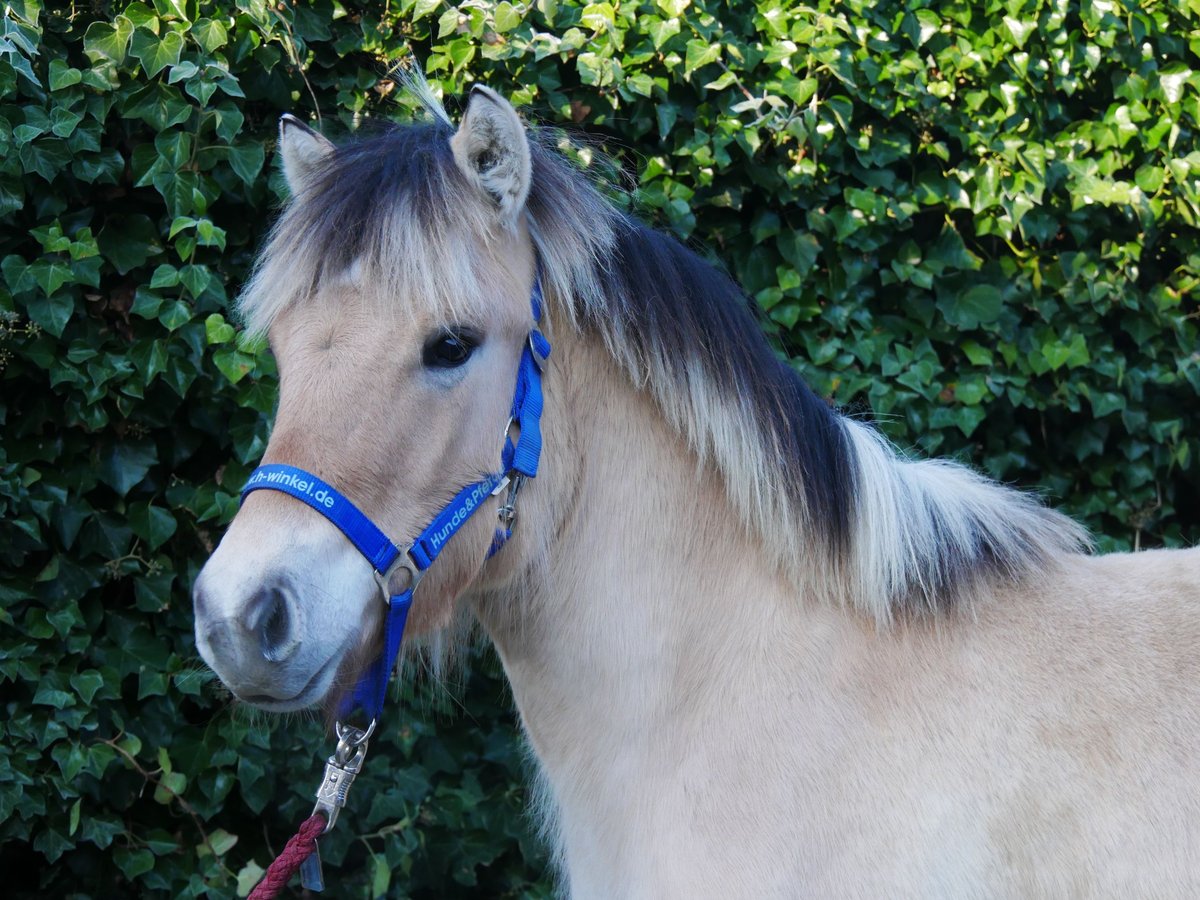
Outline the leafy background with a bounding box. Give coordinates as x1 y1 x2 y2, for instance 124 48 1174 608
2 0 1198 896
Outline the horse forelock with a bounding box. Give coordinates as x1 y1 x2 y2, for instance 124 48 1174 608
241 101 1088 624
239 122 506 336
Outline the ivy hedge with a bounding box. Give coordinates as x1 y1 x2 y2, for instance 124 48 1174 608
2 0 1198 896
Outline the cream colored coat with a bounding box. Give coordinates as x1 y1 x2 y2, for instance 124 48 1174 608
194 85 1200 898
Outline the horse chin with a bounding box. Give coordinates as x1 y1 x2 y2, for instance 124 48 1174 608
308 626 387 722
231 652 345 714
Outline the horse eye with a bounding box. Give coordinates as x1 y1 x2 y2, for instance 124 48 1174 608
422 330 477 369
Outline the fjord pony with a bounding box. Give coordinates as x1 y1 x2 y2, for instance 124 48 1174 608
193 86 1200 898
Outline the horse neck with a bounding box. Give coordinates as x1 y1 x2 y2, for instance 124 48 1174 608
472 324 846 833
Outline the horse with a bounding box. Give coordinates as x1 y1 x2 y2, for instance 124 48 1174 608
193 84 1200 898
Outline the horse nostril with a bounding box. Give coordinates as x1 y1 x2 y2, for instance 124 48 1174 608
245 583 300 663
263 595 289 659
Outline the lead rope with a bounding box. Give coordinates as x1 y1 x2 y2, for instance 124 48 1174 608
247 814 326 900
249 720 374 897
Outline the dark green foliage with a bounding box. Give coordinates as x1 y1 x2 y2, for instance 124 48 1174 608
1 0 1197 895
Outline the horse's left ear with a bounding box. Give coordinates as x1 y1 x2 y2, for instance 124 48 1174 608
451 86 531 225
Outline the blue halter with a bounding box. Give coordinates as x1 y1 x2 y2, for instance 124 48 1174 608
240 275 549 722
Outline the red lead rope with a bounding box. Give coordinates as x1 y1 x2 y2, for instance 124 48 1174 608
247 813 327 899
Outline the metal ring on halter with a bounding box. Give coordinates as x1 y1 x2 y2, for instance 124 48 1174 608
335 718 377 747
373 549 422 602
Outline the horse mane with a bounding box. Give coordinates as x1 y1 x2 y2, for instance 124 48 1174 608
240 97 1089 623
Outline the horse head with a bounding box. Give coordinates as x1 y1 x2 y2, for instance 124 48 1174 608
193 88 540 712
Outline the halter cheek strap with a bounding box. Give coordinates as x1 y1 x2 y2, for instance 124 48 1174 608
238 274 549 723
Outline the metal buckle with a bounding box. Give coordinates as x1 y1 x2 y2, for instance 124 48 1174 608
301 719 376 889
497 474 525 528
374 550 422 603
494 417 527 530
311 718 375 834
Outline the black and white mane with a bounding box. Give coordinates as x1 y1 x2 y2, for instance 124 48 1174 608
241 100 1087 622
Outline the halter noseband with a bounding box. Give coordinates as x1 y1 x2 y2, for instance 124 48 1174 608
237 273 549 869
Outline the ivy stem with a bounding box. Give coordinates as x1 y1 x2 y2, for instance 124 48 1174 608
270 5 322 123
101 734 238 882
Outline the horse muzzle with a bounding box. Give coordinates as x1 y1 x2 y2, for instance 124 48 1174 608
192 519 377 710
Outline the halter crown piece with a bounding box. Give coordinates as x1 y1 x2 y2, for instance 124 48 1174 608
239 273 549 893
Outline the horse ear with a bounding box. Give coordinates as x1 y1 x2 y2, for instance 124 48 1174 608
278 114 334 195
451 86 531 225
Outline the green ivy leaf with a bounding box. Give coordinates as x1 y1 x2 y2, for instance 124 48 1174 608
212 103 244 142
684 39 721 76
942 284 1003 330
1134 165 1165 193
124 82 192 130
69 670 105 705
237 862 266 896
157 299 192 330
656 0 690 15
493 2 522 32
98 441 157 496
33 829 74 864
129 28 184 78
98 214 161 274
33 683 76 709
25 293 75 337
213 347 254 384
227 141 265 184
205 313 236 344
115 847 155 879
149 264 180 288
778 232 820 275
208 828 238 857
167 59 199 84
371 853 392 896
647 17 680 49
19 137 72 181
48 59 82 90
129 504 177 549
581 3 614 31
83 17 134 63
1001 16 1035 48
191 17 228 51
